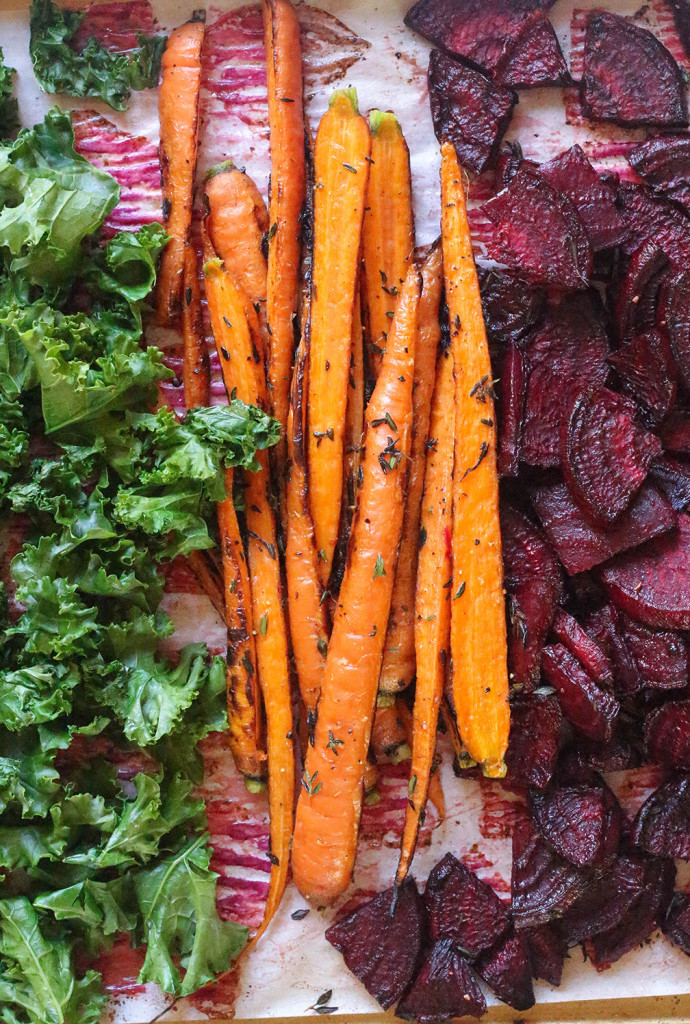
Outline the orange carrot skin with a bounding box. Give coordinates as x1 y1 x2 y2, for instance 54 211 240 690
182 245 211 409
441 141 510 778
396 698 445 821
397 346 454 884
204 258 267 411
292 266 421 906
371 698 410 764
308 90 371 584
379 243 443 694
157 16 205 323
361 111 415 379
263 0 306 468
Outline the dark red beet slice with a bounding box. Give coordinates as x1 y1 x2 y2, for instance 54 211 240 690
522 924 566 986
645 700 690 769
501 506 562 690
479 267 545 344
609 330 677 429
663 892 690 955
494 10 570 90
428 49 516 175
529 776 622 868
660 268 690 390
424 852 510 957
601 513 690 630
664 0 690 57
532 481 675 576
539 145 627 252
562 386 661 524
584 603 644 697
618 612 690 691
542 644 619 743
404 0 554 75
661 411 690 456
558 854 648 946
651 455 690 513
497 341 526 477
580 11 688 129
585 857 676 971
325 878 424 1009
615 240 669 340
396 939 486 1022
505 693 562 789
551 608 612 687
616 182 690 264
494 144 537 190
574 733 643 773
631 775 690 859
482 167 593 289
476 929 535 1011
511 816 589 928
629 135 690 213
522 293 610 467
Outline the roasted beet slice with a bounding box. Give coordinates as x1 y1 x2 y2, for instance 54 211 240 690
601 513 690 630
505 693 562 789
532 481 675 576
584 603 644 697
404 0 553 75
558 854 648 946
629 135 690 213
497 341 526 477
645 700 690 769
494 144 537 190
501 505 562 690
482 167 593 289
479 268 545 344
585 857 676 970
615 240 669 340
661 411 690 456
542 644 619 743
551 608 612 687
530 776 622 868
663 892 690 955
580 11 688 129
616 182 690 264
476 929 535 1011
428 49 516 175
631 775 690 859
539 145 627 252
325 878 424 1009
522 293 610 467
511 816 589 928
618 612 690 691
609 330 677 429
522 924 566 986
574 733 643 773
424 852 510 957
493 10 570 90
396 939 486 1022
660 268 690 390
562 387 661 524
664 0 690 57
651 455 690 513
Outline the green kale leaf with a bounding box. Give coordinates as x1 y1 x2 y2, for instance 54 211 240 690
0 49 19 140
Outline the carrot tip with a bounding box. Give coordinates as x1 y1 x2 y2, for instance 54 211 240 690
389 742 412 765
481 759 507 780
245 778 268 794
329 87 359 113
364 787 381 806
191 8 206 22
368 109 401 136
206 159 237 181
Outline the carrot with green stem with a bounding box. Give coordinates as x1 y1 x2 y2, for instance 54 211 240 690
396 345 454 884
361 110 415 379
441 141 509 778
157 14 205 323
292 264 421 905
378 243 443 694
308 89 371 585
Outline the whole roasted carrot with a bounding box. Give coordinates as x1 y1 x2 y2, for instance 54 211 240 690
157 14 205 323
308 89 371 584
292 265 421 906
182 245 210 409
441 141 509 778
263 0 306 472
361 110 414 378
396 345 454 884
378 243 443 694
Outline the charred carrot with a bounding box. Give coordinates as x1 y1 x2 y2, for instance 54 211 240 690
292 265 421 905
182 246 211 409
378 243 443 694
441 141 509 778
396 698 445 821
187 548 225 622
361 110 415 378
263 0 306 472
372 696 410 764
308 89 371 584
396 345 454 883
157 14 205 323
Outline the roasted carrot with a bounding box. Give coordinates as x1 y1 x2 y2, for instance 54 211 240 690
372 696 410 764
187 548 225 621
396 345 454 884
157 14 205 323
362 755 380 805
205 257 294 940
361 110 415 379
292 265 421 905
441 141 509 778
263 0 306 473
182 246 211 409
396 698 445 822
378 243 443 694
308 89 371 584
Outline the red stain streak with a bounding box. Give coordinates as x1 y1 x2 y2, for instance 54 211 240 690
477 778 525 840
92 937 147 996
